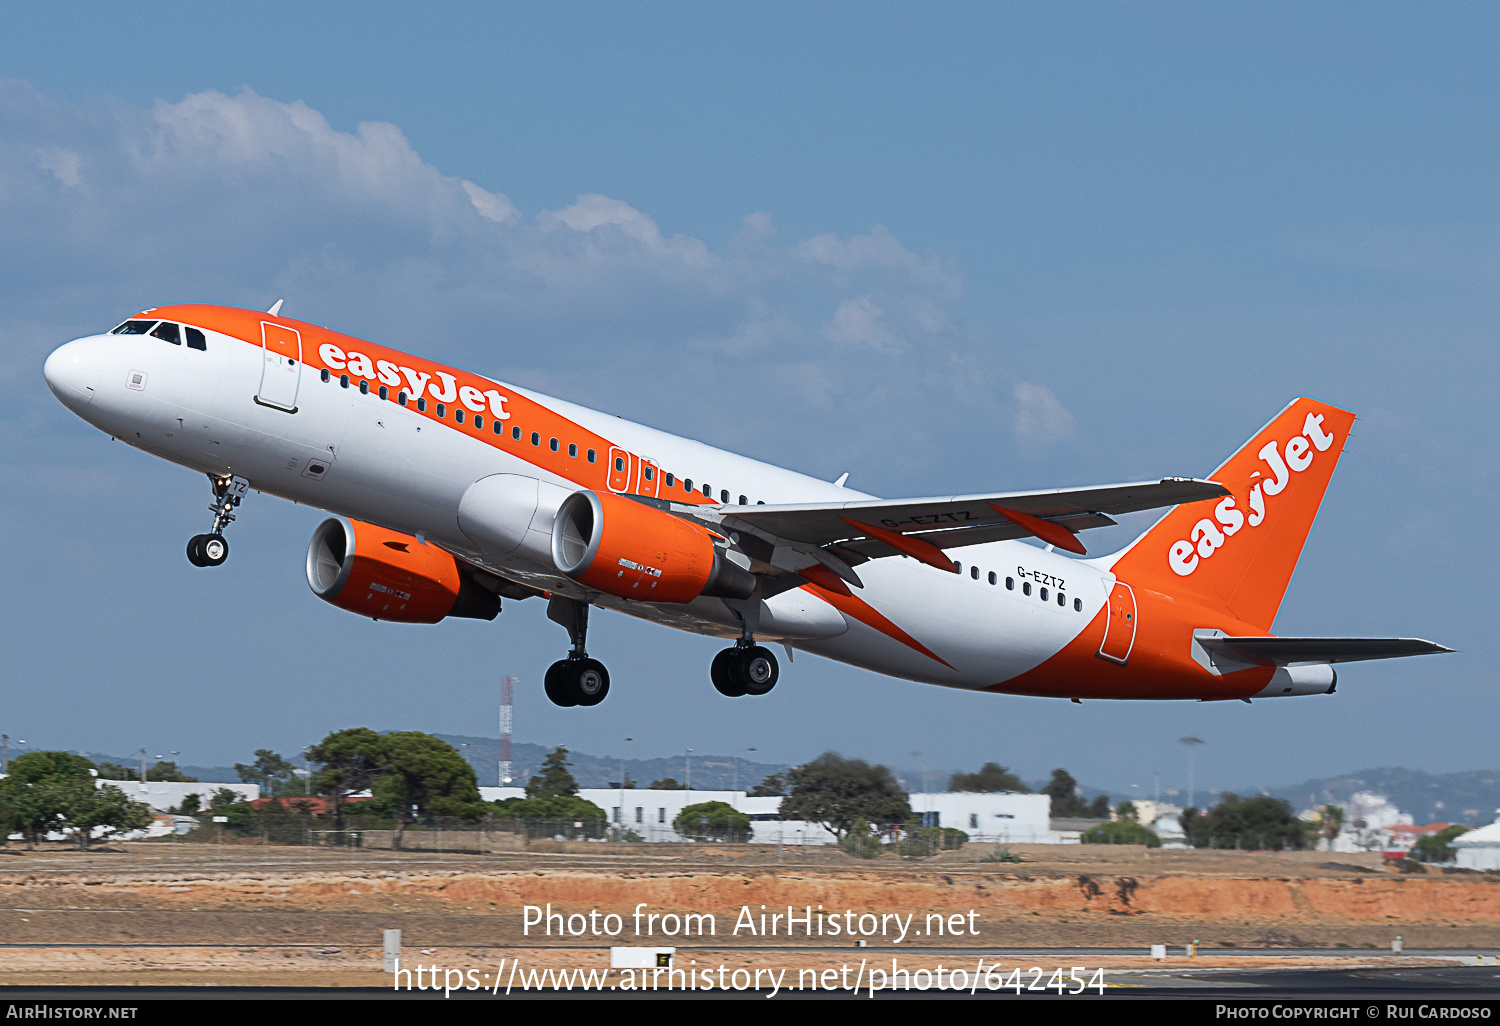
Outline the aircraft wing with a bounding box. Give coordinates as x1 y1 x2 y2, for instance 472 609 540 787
1196 636 1454 666
716 477 1228 560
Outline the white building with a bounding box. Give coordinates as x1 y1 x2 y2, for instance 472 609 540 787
97 779 259 812
480 786 1052 844
1453 820 1500 871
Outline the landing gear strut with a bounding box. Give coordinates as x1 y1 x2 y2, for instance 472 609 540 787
186 474 247 568
544 596 610 707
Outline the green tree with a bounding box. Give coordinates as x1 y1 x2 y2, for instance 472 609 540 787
146 761 196 782
526 747 580 799
1081 820 1161 847
492 795 607 838
1114 800 1138 822
309 727 386 833
172 793 203 816
1312 805 1345 850
779 752 911 841
649 777 687 790
208 787 243 810
52 778 153 849
1043 768 1107 818
235 749 296 795
376 731 485 849
748 772 788 797
96 761 138 781
674 801 751 842
1181 794 1309 850
1410 824 1469 863
948 763 1028 793
7 751 96 783
0 776 64 848
839 817 884 858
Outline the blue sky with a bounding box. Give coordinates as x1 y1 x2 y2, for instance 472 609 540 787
1 3 1495 798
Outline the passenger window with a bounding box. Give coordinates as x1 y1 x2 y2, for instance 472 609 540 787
550 437 559 452
377 385 386 400
417 397 427 412
340 374 350 388
531 432 540 446
1040 587 1048 602
1058 592 1066 607
1006 577 1015 590
1074 598 1082 612
111 320 156 334
757 500 765 504
703 484 712 498
185 327 207 351
1022 581 1031 596
321 368 331 383
954 562 962 573
738 494 746 505
569 443 578 458
644 466 654 481
398 391 408 406
436 403 446 418
664 473 674 486
151 322 181 344
684 478 693 491
453 408 463 423
970 566 979 580
360 380 369 395
720 489 729 503
988 571 997 585
512 426 521 440
474 414 482 429
493 421 503 435
614 456 624 471
587 448 597 463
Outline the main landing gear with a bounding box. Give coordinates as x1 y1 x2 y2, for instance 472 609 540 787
544 596 610 707
186 474 248 568
711 642 779 698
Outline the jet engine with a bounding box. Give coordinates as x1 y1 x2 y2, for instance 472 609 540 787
551 490 755 603
306 517 500 623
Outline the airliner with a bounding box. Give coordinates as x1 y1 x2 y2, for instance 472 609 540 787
43 303 1449 707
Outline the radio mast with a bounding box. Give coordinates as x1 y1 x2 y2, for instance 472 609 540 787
499 676 516 786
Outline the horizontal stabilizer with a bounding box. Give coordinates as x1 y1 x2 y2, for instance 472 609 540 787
1196 634 1453 666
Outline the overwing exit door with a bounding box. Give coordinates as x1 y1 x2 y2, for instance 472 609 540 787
1097 581 1137 664
257 321 301 412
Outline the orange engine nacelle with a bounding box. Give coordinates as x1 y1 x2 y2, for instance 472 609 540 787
306 518 500 623
551 490 755 603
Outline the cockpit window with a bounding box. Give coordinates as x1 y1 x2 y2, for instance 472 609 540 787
185 326 207 351
150 322 181 345
111 320 156 335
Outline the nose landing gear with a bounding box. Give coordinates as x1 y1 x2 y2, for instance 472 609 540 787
711 642 779 697
544 596 611 707
186 474 248 568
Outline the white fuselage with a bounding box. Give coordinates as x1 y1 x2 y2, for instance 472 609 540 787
45 320 1112 692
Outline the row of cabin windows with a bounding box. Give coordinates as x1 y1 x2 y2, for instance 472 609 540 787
112 320 208 351
953 561 1084 612
316 367 766 505
319 367 605 463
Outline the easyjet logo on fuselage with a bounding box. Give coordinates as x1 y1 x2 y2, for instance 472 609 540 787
317 342 513 422
1167 412 1337 577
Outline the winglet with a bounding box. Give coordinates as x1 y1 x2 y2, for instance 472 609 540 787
840 517 957 572
267 299 284 316
990 505 1087 555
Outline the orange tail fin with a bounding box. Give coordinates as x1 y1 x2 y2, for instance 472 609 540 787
1108 398 1356 631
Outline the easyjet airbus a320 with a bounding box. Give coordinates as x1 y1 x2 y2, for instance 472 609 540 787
44 304 1449 706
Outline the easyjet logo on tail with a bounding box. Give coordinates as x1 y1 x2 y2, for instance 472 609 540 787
1168 412 1338 577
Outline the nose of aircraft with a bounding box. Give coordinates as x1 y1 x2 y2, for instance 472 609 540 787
44 338 104 410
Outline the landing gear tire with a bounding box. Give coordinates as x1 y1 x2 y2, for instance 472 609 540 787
186 535 208 567
199 534 228 566
733 645 779 695
545 658 610 707
544 661 578 707
711 648 746 697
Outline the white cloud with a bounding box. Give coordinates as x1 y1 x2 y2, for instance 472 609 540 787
822 295 901 353
1013 382 1076 442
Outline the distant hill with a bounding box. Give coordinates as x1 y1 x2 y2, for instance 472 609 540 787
433 734 790 791
1261 767 1500 826
76 752 243 784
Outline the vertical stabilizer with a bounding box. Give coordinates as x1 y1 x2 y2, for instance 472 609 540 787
1108 398 1355 631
